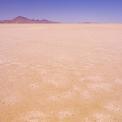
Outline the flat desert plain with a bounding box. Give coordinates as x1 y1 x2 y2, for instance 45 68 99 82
0 24 122 122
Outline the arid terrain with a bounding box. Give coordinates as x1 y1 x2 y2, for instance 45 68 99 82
0 24 122 122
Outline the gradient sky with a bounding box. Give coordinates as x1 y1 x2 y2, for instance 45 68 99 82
0 0 122 23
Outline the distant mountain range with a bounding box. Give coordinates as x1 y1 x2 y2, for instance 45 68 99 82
0 16 97 24
0 16 59 23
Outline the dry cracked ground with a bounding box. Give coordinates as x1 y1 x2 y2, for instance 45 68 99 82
0 24 122 122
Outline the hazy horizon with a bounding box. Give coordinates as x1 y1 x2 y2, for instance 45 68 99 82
0 0 122 23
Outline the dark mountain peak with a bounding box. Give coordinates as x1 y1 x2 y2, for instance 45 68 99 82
12 16 32 23
13 16 29 21
0 16 59 23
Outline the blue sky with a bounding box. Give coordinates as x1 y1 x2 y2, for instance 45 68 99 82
0 0 122 23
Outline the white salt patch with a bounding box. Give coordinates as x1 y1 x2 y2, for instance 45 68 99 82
58 111 73 120
46 79 59 86
0 58 9 65
46 79 68 87
0 59 3 64
80 77 86 81
83 117 91 122
63 90 74 98
2 95 21 105
104 103 121 113
87 76 103 82
92 112 111 122
40 70 47 76
80 90 93 100
48 95 58 101
88 82 111 92
49 90 75 101
22 111 46 122
114 79 122 85
82 63 95 69
72 85 81 92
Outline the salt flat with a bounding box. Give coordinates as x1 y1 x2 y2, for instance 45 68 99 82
0 24 122 122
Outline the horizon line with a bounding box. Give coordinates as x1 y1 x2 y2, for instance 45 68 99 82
0 16 122 24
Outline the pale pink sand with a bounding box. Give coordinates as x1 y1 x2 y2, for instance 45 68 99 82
0 24 122 122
